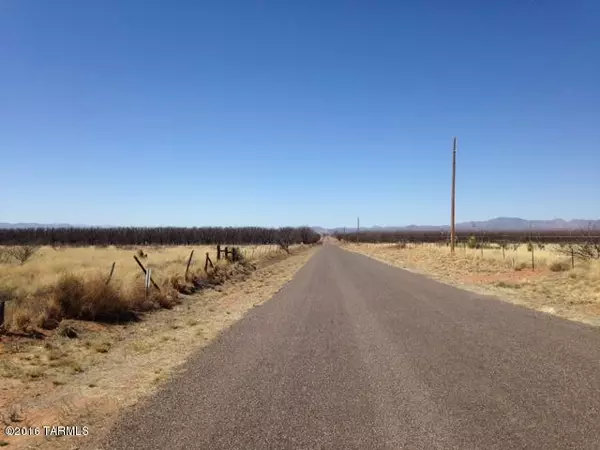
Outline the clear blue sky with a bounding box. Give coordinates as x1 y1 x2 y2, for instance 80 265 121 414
1 1 598 228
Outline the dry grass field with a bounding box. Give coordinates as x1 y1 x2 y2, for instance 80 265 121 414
342 242 600 326
0 244 297 332
0 244 317 449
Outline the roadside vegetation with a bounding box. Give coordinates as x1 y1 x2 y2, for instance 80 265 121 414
0 243 310 334
0 226 320 335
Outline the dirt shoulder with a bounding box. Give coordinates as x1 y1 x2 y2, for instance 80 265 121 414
342 243 600 327
0 246 319 449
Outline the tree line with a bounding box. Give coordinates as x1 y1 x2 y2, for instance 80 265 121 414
334 229 600 245
0 226 321 246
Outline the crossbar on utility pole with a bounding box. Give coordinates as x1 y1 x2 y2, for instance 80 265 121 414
450 137 457 254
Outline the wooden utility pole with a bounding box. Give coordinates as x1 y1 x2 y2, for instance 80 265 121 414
450 137 457 254
356 217 360 243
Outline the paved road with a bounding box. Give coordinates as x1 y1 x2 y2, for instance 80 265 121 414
104 245 600 449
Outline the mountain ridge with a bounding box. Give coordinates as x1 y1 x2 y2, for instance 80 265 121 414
317 217 600 234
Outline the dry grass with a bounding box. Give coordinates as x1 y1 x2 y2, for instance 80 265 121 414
0 244 296 332
0 245 317 450
343 242 600 326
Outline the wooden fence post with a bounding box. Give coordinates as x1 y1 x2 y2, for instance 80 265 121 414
185 250 194 281
105 262 116 285
0 300 4 329
217 244 221 260
204 252 214 272
133 255 161 291
531 244 535 271
571 247 575 269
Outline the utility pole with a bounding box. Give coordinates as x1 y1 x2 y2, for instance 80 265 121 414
450 137 457 254
357 217 360 243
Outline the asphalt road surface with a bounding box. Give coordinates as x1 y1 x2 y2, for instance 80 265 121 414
104 245 600 449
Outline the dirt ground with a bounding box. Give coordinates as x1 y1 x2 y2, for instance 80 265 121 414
0 246 318 449
342 242 600 327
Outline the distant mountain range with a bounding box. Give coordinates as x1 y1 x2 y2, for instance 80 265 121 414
313 217 600 234
1 218 599 233
0 223 78 229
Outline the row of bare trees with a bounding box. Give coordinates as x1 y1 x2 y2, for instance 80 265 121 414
335 229 598 244
0 226 321 247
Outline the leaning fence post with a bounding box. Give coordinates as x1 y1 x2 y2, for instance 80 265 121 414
133 255 160 291
105 262 116 285
204 252 214 272
185 250 194 281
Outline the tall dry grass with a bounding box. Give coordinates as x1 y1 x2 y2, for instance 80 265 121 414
0 244 293 332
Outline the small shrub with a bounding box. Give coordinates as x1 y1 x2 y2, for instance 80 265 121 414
137 249 148 259
231 247 244 261
54 275 85 317
0 248 12 263
7 245 39 264
126 283 179 311
57 321 79 338
514 262 529 271
153 290 179 309
170 275 195 295
467 235 477 249
26 367 45 380
94 341 112 353
54 275 130 322
70 360 84 374
549 260 571 272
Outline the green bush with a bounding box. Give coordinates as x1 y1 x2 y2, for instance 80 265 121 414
467 235 477 249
